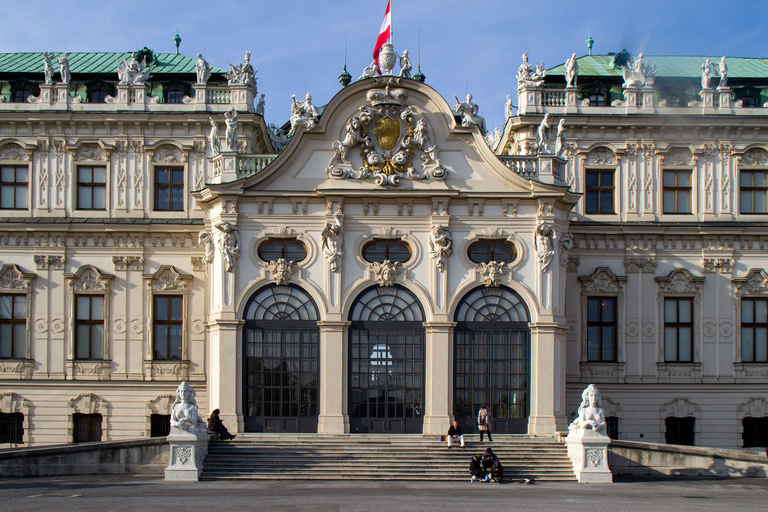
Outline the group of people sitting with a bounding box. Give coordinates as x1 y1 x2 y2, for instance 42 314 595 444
444 405 504 483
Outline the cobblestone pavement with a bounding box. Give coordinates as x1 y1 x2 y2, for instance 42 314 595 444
0 475 766 511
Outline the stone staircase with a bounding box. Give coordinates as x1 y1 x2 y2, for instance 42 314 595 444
200 434 576 481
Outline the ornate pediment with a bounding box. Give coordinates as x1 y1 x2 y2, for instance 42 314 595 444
75 143 106 162
67 393 108 414
0 264 36 291
660 397 700 417
662 147 693 166
66 265 113 292
0 392 30 413
655 268 704 295
327 86 447 187
152 144 185 163
0 143 29 161
579 267 626 294
734 268 768 296
145 265 191 292
585 147 615 166
741 148 768 166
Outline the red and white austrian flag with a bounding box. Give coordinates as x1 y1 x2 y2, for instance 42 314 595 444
373 0 392 74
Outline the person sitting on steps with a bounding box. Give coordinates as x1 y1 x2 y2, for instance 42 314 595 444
207 409 236 440
447 420 465 448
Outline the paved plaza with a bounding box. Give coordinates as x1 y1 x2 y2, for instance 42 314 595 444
0 475 765 511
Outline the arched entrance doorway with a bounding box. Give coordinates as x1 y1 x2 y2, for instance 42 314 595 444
348 285 425 433
242 284 319 432
453 286 531 434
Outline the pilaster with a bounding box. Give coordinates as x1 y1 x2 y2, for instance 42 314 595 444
208 318 244 434
317 321 350 434
528 322 567 435
423 322 455 435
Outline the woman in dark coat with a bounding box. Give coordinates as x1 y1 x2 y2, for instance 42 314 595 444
469 454 485 482
207 409 235 440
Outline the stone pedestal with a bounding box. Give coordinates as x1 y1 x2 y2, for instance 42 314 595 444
164 426 210 482
537 154 567 186
565 429 613 483
718 88 732 109
699 89 715 110
517 84 543 115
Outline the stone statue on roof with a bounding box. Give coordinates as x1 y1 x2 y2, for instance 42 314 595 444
289 93 319 135
117 52 151 86
505 95 514 119
454 93 487 134
226 51 257 91
565 53 578 88
42 52 55 85
256 94 266 115
717 56 728 89
359 60 378 80
620 52 656 88
57 52 71 85
700 58 713 89
399 50 412 78
537 113 550 154
196 53 211 85
224 108 238 152
516 52 546 95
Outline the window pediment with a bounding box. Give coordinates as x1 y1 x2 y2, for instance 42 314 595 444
741 148 768 167
662 147 693 167
655 268 704 295
734 269 768 296
66 265 113 292
0 264 36 291
579 267 626 294
585 148 615 166
144 265 191 292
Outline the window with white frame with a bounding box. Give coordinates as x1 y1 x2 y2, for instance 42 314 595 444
0 265 35 362
0 165 28 210
739 148 768 214
143 266 191 365
656 269 704 366
65 266 113 365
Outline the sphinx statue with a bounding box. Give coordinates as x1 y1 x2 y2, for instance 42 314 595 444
170 381 206 432
568 383 607 434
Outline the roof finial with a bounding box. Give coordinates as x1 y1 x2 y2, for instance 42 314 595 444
413 28 425 83
585 34 594 56
338 30 351 87
173 31 181 55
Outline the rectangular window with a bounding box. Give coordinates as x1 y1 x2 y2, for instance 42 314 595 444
0 165 28 209
605 416 619 441
662 170 692 214
77 166 106 210
154 167 184 211
75 295 104 359
585 170 614 214
740 170 768 213
0 294 26 358
150 413 171 437
0 412 24 444
742 417 768 448
586 297 616 362
665 416 695 446
741 298 768 362
154 295 183 360
664 298 693 362
72 413 102 443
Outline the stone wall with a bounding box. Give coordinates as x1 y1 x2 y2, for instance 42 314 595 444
608 439 768 477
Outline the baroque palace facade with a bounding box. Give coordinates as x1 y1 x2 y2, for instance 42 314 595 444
0 46 766 449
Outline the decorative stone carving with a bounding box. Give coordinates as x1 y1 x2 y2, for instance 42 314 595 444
67 266 112 292
58 52 71 85
0 263 35 291
372 260 402 287
663 147 693 166
151 266 190 292
504 95 513 119
269 258 296 285
734 269 768 296
656 268 704 295
702 258 733 273
660 397 700 417
41 51 55 85
565 384 612 484
569 384 607 433
516 52 546 92
170 381 205 432
117 52 151 86
0 144 26 161
535 220 555 273
737 397 768 418
741 148 768 166
399 49 412 78
580 267 625 294
198 231 214 263
224 108 238 152
215 222 240 272
480 261 506 287
326 87 447 187
700 58 714 89
565 53 578 88
424 224 452 273
454 93 486 133
289 93 319 135
623 258 657 273
196 53 211 85
321 214 343 272
208 117 221 157
566 257 580 273
226 51 257 90
537 113 550 154
268 124 289 152
585 147 615 166
152 145 184 163
554 119 567 158
619 52 656 88
559 232 573 266
75 143 105 162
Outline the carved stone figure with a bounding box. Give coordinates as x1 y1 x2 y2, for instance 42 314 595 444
117 52 151 86
399 50 412 78
504 95 513 119
215 221 240 272
565 53 578 88
700 58 713 89
224 108 238 152
226 51 257 90
484 128 502 150
620 52 656 88
535 220 556 272
517 52 546 94
289 93 319 135
58 52 71 85
480 261 506 287
42 52 55 85
330 115 370 166
568 384 607 434
559 232 573 266
537 113 550 154
321 214 343 272
198 231 214 263
270 258 296 285
454 94 487 133
372 260 402 286
359 60 378 80
412 118 442 168
256 94 266 116
170 381 206 432
196 53 211 84
268 123 289 152
554 119 567 158
208 117 221 156
718 56 728 89
428 224 453 272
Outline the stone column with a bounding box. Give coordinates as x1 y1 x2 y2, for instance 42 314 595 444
528 322 567 435
423 322 454 436
208 317 243 433
317 321 349 433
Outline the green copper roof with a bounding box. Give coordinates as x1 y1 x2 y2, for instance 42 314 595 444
0 52 224 75
548 55 768 79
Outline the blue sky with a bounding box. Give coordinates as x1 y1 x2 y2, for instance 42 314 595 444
3 0 768 131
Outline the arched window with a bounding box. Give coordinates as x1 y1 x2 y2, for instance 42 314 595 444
243 285 319 433
348 285 425 433
454 286 531 434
